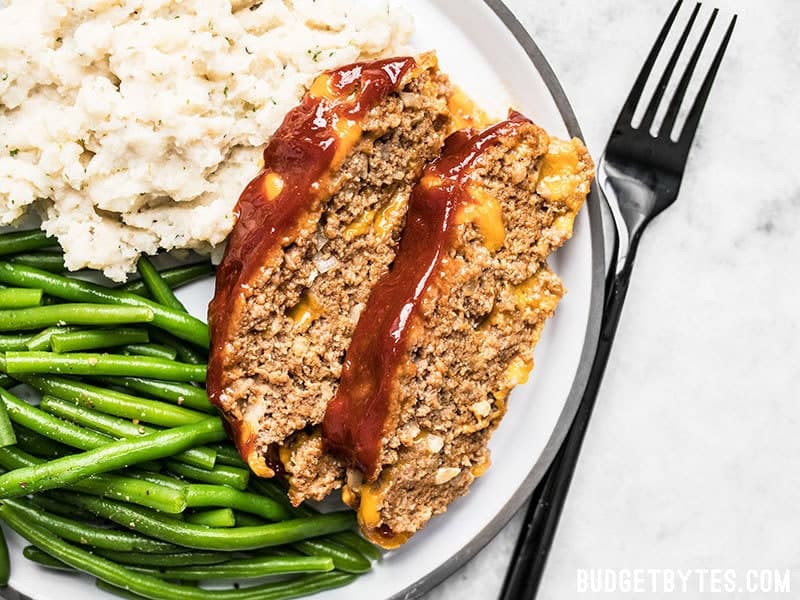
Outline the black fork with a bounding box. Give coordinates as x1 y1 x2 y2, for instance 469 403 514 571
500 3 736 598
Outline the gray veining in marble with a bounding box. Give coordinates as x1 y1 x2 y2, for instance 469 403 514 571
428 0 800 598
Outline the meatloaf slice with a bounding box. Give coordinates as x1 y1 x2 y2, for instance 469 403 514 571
207 54 452 489
323 111 594 547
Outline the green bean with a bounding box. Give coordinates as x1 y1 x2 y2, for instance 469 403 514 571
330 531 381 562
25 326 76 351
96 572 355 600
5 498 179 553
171 345 206 366
122 343 178 361
166 461 249 491
0 446 184 512
0 418 225 498
8 251 65 272
94 376 214 413
139 555 335 581
185 508 236 528
13 425 74 458
293 539 371 574
1 504 359 600
210 444 248 468
137 256 187 312
0 287 43 308
51 328 149 353
234 512 265 527
96 549 231 567
119 263 214 297
127 474 278 529
7 391 156 472
53 491 356 551
148 328 207 365
96 581 153 600
39 396 217 470
249 479 380 561
124 470 187 491
0 230 56 256
0 262 208 346
0 392 15 448
248 479 291 507
4 351 206 382
30 495 102 521
21 375 208 427
0 333 32 351
1 388 116 451
0 304 154 332
184 485 291 522
259 547 304 557
0 519 8 585
23 545 76 571
14 425 161 473
76 473 184 511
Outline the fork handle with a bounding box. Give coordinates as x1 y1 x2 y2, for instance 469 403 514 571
499 245 639 600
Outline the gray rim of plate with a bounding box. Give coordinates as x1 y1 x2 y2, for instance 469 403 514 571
393 1 606 598
0 2 605 599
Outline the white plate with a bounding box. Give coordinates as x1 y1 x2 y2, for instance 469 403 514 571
1 1 605 598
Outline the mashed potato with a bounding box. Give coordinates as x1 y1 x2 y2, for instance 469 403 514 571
0 0 412 280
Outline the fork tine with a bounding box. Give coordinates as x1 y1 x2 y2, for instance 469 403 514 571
638 3 701 132
612 0 683 131
659 8 718 138
677 14 736 149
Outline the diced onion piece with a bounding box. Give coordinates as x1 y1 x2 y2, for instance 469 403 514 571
313 253 338 274
434 467 461 485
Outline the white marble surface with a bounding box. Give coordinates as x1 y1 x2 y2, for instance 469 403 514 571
429 1 800 598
